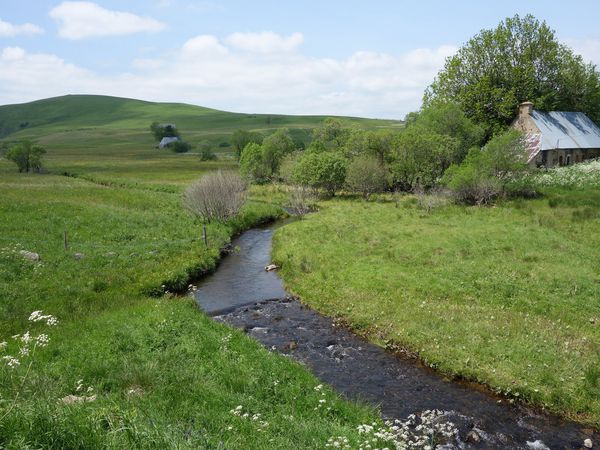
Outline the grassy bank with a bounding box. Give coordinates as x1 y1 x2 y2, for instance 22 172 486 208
0 158 379 448
273 190 600 426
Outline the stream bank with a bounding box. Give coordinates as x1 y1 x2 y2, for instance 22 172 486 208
193 221 597 449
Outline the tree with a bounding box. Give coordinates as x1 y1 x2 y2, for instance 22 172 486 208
389 126 459 191
239 142 270 183
408 103 484 159
6 140 46 173
183 171 247 223
424 14 600 136
150 122 179 142
312 118 351 149
261 129 296 175
345 156 389 200
292 152 347 196
231 129 263 160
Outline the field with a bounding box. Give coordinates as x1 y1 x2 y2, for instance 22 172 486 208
273 189 600 426
0 96 404 448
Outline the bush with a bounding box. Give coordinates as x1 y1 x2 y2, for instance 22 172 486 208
345 156 389 200
292 152 347 197
6 140 46 173
285 185 316 217
198 141 217 161
183 171 247 223
170 141 191 153
443 130 531 204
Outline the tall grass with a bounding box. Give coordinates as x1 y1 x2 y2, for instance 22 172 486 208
273 190 600 426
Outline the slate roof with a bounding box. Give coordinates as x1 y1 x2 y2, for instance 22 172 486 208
159 136 180 148
530 111 600 151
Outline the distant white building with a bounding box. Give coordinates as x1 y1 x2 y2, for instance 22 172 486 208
159 136 180 148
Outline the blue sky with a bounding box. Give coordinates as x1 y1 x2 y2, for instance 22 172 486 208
1 1 599 118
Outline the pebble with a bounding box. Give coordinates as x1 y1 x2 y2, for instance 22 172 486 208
73 252 85 260
584 438 593 448
19 250 40 261
465 430 481 443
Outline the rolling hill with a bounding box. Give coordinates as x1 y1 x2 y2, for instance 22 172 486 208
0 94 401 143
0 95 402 188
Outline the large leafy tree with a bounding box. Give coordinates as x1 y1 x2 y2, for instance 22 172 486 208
424 14 600 136
6 140 46 173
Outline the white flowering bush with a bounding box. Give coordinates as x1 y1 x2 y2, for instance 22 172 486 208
532 158 600 189
326 409 459 450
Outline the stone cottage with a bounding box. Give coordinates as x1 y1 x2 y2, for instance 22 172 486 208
512 102 600 168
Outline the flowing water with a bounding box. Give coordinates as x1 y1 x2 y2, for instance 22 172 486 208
193 221 597 449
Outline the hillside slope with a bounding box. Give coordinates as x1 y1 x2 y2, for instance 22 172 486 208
0 94 401 140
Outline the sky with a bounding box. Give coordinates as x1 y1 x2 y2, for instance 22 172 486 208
1 1 600 119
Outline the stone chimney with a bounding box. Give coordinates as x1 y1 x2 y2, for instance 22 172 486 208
519 101 534 118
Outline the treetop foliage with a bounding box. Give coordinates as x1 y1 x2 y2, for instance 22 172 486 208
150 122 179 142
6 140 46 173
424 14 600 136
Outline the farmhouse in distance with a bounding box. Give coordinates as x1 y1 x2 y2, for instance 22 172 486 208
513 101 600 168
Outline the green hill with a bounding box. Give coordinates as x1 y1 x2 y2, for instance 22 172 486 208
0 95 401 188
0 94 401 141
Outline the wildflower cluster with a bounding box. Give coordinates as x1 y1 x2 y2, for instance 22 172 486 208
75 379 95 395
326 410 459 450
229 405 269 432
314 384 331 411
1 310 58 370
531 158 600 188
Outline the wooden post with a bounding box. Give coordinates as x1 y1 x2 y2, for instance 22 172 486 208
202 224 208 248
63 231 69 251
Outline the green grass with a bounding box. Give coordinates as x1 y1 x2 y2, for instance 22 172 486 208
273 191 600 426
0 95 412 448
0 164 378 445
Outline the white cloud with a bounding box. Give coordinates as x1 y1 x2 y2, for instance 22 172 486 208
0 18 43 37
0 36 458 118
225 31 303 53
50 1 166 40
182 35 229 57
566 38 600 67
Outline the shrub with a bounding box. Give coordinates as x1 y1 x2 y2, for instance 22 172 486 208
183 171 247 223
285 185 316 217
345 156 389 200
292 152 347 197
170 141 191 153
198 141 217 161
443 130 531 204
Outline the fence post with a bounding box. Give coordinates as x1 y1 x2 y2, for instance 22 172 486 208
202 224 208 248
63 231 69 251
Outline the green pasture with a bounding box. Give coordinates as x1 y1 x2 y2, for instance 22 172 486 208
274 191 600 426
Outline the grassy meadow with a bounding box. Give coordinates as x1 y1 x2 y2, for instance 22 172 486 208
273 189 600 426
0 96 400 448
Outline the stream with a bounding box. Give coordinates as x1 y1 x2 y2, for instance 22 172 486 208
193 221 597 449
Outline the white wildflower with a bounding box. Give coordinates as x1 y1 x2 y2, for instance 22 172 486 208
3 355 20 369
36 334 49 347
